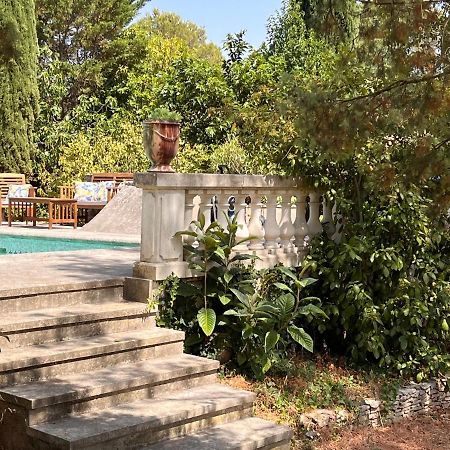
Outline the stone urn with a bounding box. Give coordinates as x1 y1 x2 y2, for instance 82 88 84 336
142 120 181 172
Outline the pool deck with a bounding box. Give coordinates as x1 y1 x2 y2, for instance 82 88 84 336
0 224 140 296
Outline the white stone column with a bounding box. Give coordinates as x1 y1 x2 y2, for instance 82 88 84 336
263 193 280 251
235 192 250 251
183 191 197 245
140 189 185 263
216 190 232 230
307 192 323 237
199 191 213 228
279 192 295 252
293 191 309 252
322 195 335 235
247 191 265 250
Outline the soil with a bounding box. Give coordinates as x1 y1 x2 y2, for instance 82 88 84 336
221 374 450 450
314 411 450 450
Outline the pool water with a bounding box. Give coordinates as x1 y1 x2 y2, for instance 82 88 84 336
0 234 139 254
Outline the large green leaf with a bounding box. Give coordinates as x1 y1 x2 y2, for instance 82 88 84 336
297 303 328 319
288 325 314 353
277 266 297 281
230 287 250 307
264 331 280 352
273 282 293 293
298 277 318 288
197 308 216 336
276 293 295 316
219 294 231 305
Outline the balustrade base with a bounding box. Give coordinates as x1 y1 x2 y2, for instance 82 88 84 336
125 248 309 302
133 261 192 281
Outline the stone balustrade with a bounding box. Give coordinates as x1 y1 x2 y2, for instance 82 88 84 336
125 173 338 301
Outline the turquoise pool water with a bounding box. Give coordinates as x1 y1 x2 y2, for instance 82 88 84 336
0 234 139 254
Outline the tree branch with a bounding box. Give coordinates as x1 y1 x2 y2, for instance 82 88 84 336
337 70 449 103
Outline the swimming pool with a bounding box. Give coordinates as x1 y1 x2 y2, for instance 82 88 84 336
0 234 139 254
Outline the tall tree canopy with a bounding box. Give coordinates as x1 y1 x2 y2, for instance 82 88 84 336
259 0 450 213
35 0 147 114
0 0 39 174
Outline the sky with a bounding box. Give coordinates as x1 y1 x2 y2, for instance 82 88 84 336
138 0 283 49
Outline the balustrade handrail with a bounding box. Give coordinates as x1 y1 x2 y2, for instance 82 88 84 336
134 173 306 190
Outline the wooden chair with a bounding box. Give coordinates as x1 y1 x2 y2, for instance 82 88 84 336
0 173 28 222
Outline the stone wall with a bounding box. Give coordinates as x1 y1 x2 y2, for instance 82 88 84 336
359 378 450 427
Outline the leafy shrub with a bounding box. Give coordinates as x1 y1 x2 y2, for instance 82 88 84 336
305 190 450 379
154 213 327 378
147 107 181 122
53 118 147 192
208 137 254 174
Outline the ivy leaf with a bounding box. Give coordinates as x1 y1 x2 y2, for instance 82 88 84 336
264 331 280 352
197 308 216 336
288 325 314 353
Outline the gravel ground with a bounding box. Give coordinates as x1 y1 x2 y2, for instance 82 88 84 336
315 411 450 450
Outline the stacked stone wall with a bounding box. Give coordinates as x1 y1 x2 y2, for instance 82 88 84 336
359 378 450 427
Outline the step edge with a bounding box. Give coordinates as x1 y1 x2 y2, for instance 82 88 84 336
0 278 124 301
147 422 293 450
0 329 185 373
3 360 220 409
0 306 153 334
27 392 255 448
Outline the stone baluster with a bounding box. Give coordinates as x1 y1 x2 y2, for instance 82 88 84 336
183 191 197 245
247 191 265 250
293 191 309 252
215 191 232 230
279 192 295 252
322 195 335 235
199 192 213 228
263 193 280 251
332 209 343 244
234 192 250 251
307 192 323 237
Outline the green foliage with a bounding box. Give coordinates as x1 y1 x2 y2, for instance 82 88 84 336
36 0 146 111
40 118 146 193
147 107 181 122
156 56 233 145
0 0 39 174
280 2 450 210
157 214 325 379
135 9 222 65
34 6 229 189
305 190 450 378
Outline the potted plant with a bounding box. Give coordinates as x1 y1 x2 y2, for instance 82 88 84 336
142 108 182 172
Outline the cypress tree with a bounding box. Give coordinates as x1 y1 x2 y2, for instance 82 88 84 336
0 0 39 174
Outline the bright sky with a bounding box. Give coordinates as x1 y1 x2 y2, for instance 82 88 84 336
138 0 283 49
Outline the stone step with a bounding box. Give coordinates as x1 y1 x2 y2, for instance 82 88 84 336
144 417 293 450
0 301 154 347
28 384 255 450
0 328 185 386
0 279 125 313
0 354 219 425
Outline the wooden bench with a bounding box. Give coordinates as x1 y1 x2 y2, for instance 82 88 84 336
60 173 134 224
85 172 134 183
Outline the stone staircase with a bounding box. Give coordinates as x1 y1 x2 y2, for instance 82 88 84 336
0 281 292 449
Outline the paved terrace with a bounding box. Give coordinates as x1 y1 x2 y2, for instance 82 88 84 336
0 225 140 295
